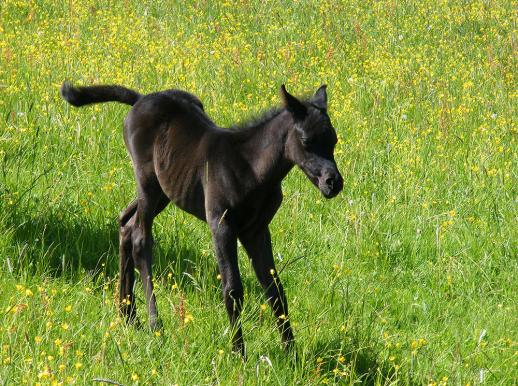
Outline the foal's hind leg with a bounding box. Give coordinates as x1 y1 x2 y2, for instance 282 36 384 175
131 179 169 330
118 183 168 329
119 199 138 324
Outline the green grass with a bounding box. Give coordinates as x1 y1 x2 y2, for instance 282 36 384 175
0 0 516 384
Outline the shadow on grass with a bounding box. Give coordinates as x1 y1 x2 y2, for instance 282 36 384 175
301 336 423 385
249 335 401 385
310 336 388 385
3 203 211 286
4 206 119 276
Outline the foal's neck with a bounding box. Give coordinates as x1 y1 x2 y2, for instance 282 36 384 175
240 110 294 187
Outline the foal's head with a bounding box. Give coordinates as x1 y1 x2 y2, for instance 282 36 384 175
281 85 343 198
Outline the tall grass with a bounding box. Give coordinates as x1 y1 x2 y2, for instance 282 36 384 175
0 0 516 384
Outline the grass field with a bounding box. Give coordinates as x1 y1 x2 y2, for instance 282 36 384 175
0 0 516 384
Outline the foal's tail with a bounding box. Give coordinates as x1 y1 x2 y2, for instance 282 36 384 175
61 82 142 107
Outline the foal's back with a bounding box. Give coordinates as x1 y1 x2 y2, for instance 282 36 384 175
124 89 210 155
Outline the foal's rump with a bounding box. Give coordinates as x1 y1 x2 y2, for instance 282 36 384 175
60 82 213 219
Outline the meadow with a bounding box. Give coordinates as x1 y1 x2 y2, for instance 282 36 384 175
0 0 516 384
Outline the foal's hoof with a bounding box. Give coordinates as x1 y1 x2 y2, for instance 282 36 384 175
284 342 295 352
282 338 295 352
123 313 142 329
231 344 246 359
149 317 163 332
133 318 144 330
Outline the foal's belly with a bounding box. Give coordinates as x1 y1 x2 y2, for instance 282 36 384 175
153 129 208 221
155 166 206 222
171 184 206 222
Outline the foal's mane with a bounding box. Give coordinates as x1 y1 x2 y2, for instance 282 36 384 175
231 106 285 132
230 94 315 132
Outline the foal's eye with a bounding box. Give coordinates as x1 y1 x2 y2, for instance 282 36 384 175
301 137 313 147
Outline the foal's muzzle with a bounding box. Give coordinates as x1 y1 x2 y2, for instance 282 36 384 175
318 170 343 198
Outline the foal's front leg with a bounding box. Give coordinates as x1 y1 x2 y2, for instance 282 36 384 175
240 227 294 349
208 214 245 355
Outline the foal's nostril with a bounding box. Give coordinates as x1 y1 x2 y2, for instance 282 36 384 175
325 177 334 187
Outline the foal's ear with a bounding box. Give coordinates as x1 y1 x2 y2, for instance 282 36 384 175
311 84 327 110
280 85 307 120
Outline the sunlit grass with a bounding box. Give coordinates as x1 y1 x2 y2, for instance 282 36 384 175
1 0 516 384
